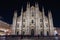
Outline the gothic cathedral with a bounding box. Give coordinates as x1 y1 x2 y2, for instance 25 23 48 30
12 2 55 36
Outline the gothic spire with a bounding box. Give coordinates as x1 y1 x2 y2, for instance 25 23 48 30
21 6 23 15
14 10 17 18
27 1 30 8
48 10 52 18
35 2 39 8
42 6 45 17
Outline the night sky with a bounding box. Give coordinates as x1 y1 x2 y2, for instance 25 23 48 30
0 0 60 27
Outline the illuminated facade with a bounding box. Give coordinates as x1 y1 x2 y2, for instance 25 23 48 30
0 20 11 35
12 2 55 36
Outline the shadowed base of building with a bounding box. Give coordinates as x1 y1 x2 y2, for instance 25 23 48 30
0 35 59 40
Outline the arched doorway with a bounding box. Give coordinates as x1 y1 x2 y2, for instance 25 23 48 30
41 31 43 36
47 31 49 36
17 31 19 35
31 29 34 36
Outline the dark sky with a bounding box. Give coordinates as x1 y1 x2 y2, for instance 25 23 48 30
0 0 60 27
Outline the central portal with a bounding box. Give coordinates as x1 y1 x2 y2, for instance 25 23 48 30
31 29 34 36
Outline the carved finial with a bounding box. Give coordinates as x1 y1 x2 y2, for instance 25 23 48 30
48 10 52 18
14 10 17 17
27 1 30 8
42 6 44 12
35 2 38 7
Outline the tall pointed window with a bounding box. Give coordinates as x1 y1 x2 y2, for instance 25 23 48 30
32 20 34 23
32 12 34 16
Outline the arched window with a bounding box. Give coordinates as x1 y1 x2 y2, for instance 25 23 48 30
32 20 34 23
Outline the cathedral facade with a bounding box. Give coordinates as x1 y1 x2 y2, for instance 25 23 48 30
12 2 55 36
